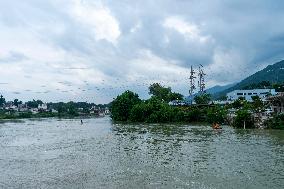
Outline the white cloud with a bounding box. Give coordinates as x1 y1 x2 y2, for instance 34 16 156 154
205 48 249 85
0 25 67 63
126 49 189 95
130 21 142 33
70 0 121 45
163 16 211 43
0 21 111 102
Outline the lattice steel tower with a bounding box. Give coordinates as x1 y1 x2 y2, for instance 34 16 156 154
189 66 196 104
198 64 206 94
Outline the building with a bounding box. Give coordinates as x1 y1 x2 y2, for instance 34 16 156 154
169 100 186 106
30 108 39 114
227 89 277 102
89 106 100 115
104 107 110 115
4 101 18 111
267 93 284 114
38 103 48 111
18 104 28 112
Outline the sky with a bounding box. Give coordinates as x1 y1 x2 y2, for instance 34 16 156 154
0 0 284 103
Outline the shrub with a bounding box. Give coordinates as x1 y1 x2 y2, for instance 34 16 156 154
18 112 32 118
206 107 227 124
233 109 254 128
129 102 153 122
194 93 211 105
265 114 284 130
111 91 141 121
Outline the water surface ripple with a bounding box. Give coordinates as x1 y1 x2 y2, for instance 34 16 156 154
0 117 283 189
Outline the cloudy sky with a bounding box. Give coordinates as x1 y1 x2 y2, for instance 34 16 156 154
0 0 284 103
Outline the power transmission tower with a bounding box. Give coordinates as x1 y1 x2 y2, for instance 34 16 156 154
198 64 206 94
189 66 196 104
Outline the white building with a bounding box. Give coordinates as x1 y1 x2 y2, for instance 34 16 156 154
38 103 48 110
104 107 110 115
18 104 28 112
227 89 277 102
212 100 230 105
168 100 186 106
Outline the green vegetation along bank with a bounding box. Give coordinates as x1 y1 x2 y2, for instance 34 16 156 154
0 96 110 120
111 83 284 129
111 83 226 125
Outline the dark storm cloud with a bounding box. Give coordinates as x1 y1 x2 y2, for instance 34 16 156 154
105 0 284 68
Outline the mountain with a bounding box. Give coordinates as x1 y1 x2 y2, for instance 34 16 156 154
205 83 236 95
214 60 284 99
232 60 284 87
184 83 235 102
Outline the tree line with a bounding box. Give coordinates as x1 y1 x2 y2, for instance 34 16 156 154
111 83 227 124
0 94 110 119
110 83 284 129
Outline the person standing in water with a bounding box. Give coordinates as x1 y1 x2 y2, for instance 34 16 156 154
81 120 83 124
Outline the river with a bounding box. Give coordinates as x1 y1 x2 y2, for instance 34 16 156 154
0 117 283 189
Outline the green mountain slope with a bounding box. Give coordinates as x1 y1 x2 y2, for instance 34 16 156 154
214 60 284 98
206 83 236 94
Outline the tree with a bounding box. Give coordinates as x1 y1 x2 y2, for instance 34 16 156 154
242 81 271 90
26 99 42 108
36 100 43 105
272 83 284 92
13 99 22 106
168 92 184 101
194 93 211 104
265 114 284 130
217 95 227 101
232 97 246 109
149 83 172 102
57 102 67 115
148 83 183 102
233 109 254 128
111 90 141 121
66 101 78 116
206 106 227 124
0 95 5 107
129 102 153 122
251 96 264 112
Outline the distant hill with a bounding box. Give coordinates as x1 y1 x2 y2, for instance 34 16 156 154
205 83 236 95
184 83 235 101
213 60 284 99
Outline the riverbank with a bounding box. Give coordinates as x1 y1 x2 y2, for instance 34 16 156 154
0 112 107 121
110 87 284 130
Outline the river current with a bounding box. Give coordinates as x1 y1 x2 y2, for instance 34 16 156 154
0 117 283 188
